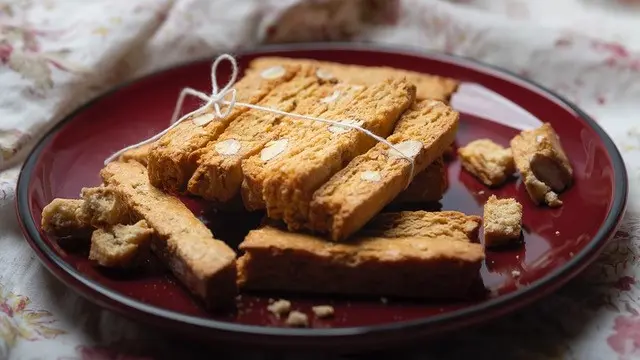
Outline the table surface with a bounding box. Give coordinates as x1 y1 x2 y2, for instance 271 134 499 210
1 1 640 359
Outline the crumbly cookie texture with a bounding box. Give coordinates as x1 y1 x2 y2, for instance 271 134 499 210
89 220 153 268
458 139 515 187
100 160 237 309
242 77 416 229
79 186 131 227
483 195 523 247
41 199 90 237
312 305 335 319
187 75 346 203
266 299 291 318
308 99 458 241
248 56 459 102
147 63 307 194
393 157 448 204
510 123 573 207
285 311 309 327
238 211 484 299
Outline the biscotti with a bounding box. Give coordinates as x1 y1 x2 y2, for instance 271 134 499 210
147 63 312 194
483 196 523 247
510 123 573 207
41 199 91 237
89 220 153 268
79 186 131 227
393 157 448 205
243 78 416 228
308 99 459 241
361 210 481 241
458 139 515 187
248 57 459 102
100 161 237 309
238 213 484 299
118 143 152 166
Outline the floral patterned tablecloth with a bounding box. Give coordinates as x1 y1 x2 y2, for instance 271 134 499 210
1 0 640 359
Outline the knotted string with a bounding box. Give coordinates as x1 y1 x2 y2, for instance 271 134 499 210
104 54 416 185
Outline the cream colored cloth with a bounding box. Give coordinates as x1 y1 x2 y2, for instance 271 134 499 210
1 0 640 358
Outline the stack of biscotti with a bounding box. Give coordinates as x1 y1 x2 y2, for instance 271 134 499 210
146 58 458 211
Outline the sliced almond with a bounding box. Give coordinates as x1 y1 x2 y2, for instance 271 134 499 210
328 119 364 135
260 65 285 80
360 170 381 182
214 139 241 156
192 113 215 126
316 68 334 80
321 90 341 104
260 139 288 161
388 140 423 160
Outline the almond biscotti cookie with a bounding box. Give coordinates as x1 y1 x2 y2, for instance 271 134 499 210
510 123 573 207
118 143 152 166
237 219 484 299
362 210 481 241
261 78 416 230
147 63 312 194
393 157 447 205
308 99 458 241
41 199 91 237
89 220 153 268
458 139 515 187
483 195 523 247
249 57 459 102
100 161 237 309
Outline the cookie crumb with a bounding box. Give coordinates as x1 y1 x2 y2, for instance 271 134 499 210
380 297 388 304
555 231 560 235
511 270 521 277
312 305 334 319
267 299 291 317
285 311 309 327
478 190 485 195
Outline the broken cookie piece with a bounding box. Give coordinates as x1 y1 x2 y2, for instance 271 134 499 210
311 305 334 319
510 123 573 207
285 311 309 327
458 139 515 187
41 199 90 237
483 195 523 247
79 186 131 227
266 299 291 318
89 220 153 268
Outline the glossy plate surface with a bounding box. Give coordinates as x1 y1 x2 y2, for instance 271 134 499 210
16 43 627 350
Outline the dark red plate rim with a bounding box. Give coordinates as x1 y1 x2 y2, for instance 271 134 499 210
15 43 628 342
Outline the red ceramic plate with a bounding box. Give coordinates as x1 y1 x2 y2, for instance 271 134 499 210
16 43 627 351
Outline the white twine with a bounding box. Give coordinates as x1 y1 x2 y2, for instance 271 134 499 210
104 54 416 185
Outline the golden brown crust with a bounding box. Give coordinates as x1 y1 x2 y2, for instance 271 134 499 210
89 220 153 268
510 123 572 207
147 64 308 194
248 57 459 102
308 100 458 241
393 157 448 204
483 195 523 247
41 199 90 237
361 210 481 241
100 161 237 309
458 139 515 187
118 143 152 166
237 219 484 299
